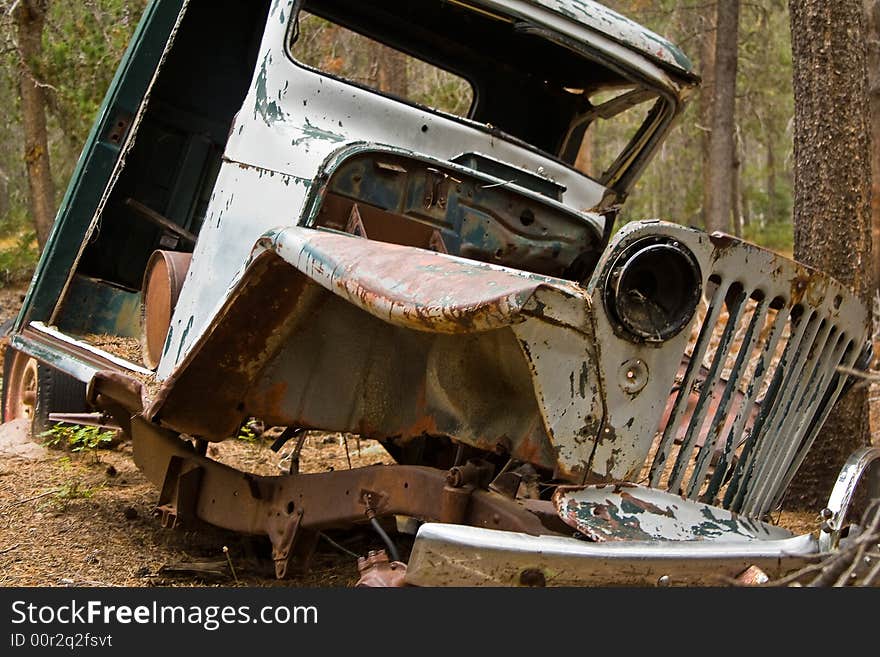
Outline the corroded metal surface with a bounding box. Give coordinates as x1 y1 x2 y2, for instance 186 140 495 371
142 250 191 369
126 414 553 574
552 483 792 542
269 227 582 334
146 219 870 493
159 0 694 376
146 228 600 480
521 0 696 73
583 221 870 514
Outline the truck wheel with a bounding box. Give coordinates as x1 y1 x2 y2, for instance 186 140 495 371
2 348 88 437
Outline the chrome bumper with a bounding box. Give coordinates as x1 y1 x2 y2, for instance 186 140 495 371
404 523 818 586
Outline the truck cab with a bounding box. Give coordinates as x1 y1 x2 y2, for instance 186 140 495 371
3 0 873 585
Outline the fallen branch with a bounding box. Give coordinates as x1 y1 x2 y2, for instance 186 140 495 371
836 365 880 382
0 544 19 555
768 499 880 587
158 560 229 579
0 488 60 511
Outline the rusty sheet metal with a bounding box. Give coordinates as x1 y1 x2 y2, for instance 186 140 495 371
267 228 603 481
520 0 695 75
552 483 792 543
127 416 553 575
404 522 817 586
269 226 584 334
581 221 870 509
147 227 606 481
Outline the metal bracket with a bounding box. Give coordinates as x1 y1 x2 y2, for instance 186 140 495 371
268 507 304 579
156 455 203 529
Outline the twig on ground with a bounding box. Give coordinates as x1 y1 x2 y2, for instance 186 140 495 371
769 499 880 587
837 365 880 381
0 543 19 555
223 546 239 584
0 488 61 510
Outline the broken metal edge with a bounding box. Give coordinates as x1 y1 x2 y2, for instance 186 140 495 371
404 522 818 587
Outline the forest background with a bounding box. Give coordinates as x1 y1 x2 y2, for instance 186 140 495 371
0 0 817 284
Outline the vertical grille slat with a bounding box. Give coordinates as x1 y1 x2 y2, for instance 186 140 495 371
668 285 748 494
686 295 769 499
752 327 842 515
703 302 785 503
645 262 863 520
769 338 855 509
648 280 730 488
727 309 816 513
743 316 834 516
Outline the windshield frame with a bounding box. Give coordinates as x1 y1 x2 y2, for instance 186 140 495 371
283 0 681 195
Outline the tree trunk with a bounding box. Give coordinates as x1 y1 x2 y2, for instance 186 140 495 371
0 169 8 219
369 42 408 99
706 0 739 235
699 2 717 230
766 128 777 224
786 0 874 508
732 126 743 236
13 0 55 251
865 0 880 290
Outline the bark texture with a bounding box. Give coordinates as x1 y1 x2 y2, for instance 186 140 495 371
706 0 739 234
369 42 408 99
13 0 55 250
786 0 874 508
865 0 880 290
699 2 717 230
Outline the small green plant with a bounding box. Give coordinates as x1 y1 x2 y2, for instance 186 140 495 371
235 423 257 443
40 423 115 460
45 480 102 510
55 480 96 501
0 230 39 286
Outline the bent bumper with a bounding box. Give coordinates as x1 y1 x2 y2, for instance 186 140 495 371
404 522 818 586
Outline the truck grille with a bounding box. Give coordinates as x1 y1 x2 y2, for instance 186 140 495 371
647 273 859 518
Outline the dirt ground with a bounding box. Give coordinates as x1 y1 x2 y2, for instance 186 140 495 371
0 283 877 587
0 432 396 587
0 284 400 587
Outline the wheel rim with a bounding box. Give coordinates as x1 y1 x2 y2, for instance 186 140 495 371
4 352 39 422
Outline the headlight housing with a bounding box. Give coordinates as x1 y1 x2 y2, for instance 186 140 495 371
604 236 701 342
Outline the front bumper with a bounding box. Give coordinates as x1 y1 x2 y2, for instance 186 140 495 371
405 522 818 586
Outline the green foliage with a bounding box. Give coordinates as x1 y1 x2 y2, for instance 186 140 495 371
41 422 115 455
54 480 97 501
742 220 793 255
235 423 258 444
45 479 102 510
0 230 39 285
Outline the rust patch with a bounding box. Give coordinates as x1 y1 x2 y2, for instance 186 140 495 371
619 491 675 517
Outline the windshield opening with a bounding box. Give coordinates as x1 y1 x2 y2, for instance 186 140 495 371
288 0 670 188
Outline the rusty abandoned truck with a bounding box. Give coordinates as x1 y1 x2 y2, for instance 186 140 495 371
2 0 879 586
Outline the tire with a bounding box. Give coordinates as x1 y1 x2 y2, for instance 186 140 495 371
2 348 88 436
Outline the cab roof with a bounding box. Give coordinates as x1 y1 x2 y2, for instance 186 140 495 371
505 0 696 77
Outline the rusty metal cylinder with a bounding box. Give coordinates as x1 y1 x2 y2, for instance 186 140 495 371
439 484 472 524
141 250 192 370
